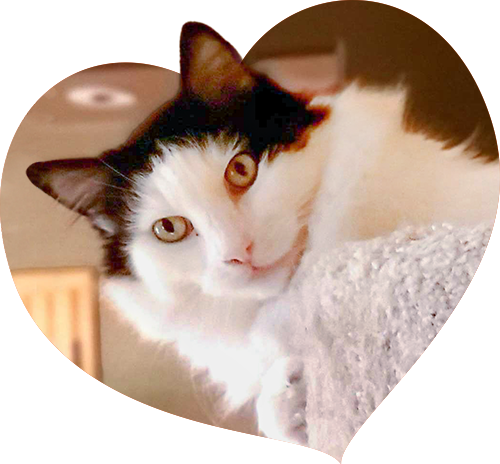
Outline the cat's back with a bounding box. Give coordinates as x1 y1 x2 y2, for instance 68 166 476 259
309 84 499 243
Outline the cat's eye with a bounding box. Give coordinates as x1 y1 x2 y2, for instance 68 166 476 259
152 216 193 243
225 153 258 189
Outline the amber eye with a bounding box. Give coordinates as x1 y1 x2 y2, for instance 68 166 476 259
225 153 258 189
152 216 193 243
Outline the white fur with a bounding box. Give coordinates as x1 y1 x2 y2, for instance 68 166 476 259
309 85 498 251
102 83 499 437
127 135 324 302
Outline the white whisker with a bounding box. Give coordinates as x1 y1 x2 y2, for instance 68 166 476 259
98 158 139 186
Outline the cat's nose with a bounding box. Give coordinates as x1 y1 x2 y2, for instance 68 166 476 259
225 242 254 266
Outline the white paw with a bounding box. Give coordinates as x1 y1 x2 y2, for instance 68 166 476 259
256 358 308 446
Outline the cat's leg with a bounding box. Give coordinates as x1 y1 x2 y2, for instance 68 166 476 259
256 357 308 446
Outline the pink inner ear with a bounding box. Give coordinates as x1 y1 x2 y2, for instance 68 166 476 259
51 168 108 212
251 52 346 97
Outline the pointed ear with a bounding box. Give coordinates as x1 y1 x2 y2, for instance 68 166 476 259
180 22 255 104
26 158 117 236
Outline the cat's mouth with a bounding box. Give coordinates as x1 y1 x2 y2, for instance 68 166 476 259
248 249 296 278
203 226 309 300
248 226 308 280
248 261 286 278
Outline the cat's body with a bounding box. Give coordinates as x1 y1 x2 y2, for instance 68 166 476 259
27 23 498 445
102 82 498 443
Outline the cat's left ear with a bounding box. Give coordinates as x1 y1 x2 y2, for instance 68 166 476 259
180 22 255 104
26 158 118 236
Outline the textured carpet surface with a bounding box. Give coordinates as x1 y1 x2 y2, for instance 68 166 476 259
284 223 492 460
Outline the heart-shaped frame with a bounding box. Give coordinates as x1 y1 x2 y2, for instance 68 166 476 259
1 3 498 457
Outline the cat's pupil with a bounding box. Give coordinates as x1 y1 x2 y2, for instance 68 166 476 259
234 161 247 177
162 218 175 233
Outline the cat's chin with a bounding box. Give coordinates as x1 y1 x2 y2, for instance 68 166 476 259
202 267 291 301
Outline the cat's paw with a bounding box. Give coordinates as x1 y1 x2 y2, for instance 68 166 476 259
256 357 308 446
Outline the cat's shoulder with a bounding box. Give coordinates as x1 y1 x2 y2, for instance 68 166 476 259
311 82 407 123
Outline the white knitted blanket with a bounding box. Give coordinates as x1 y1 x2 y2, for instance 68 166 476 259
282 223 492 460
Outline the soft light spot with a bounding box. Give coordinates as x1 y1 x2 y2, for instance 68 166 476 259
66 85 137 109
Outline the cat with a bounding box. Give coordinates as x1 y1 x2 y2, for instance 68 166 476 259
26 22 499 446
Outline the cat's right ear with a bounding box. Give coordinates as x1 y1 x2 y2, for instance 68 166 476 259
26 158 118 236
179 22 256 105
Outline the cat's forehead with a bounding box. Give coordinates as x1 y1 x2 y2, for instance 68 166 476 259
128 134 274 238
133 135 242 211
155 135 242 178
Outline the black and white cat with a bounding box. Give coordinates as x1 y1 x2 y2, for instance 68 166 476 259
27 23 498 445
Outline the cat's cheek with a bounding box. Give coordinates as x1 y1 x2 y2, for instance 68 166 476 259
198 265 234 297
127 236 203 300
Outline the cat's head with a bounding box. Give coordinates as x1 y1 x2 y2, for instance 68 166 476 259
27 23 328 301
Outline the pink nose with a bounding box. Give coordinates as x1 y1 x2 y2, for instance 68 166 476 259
225 242 254 266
